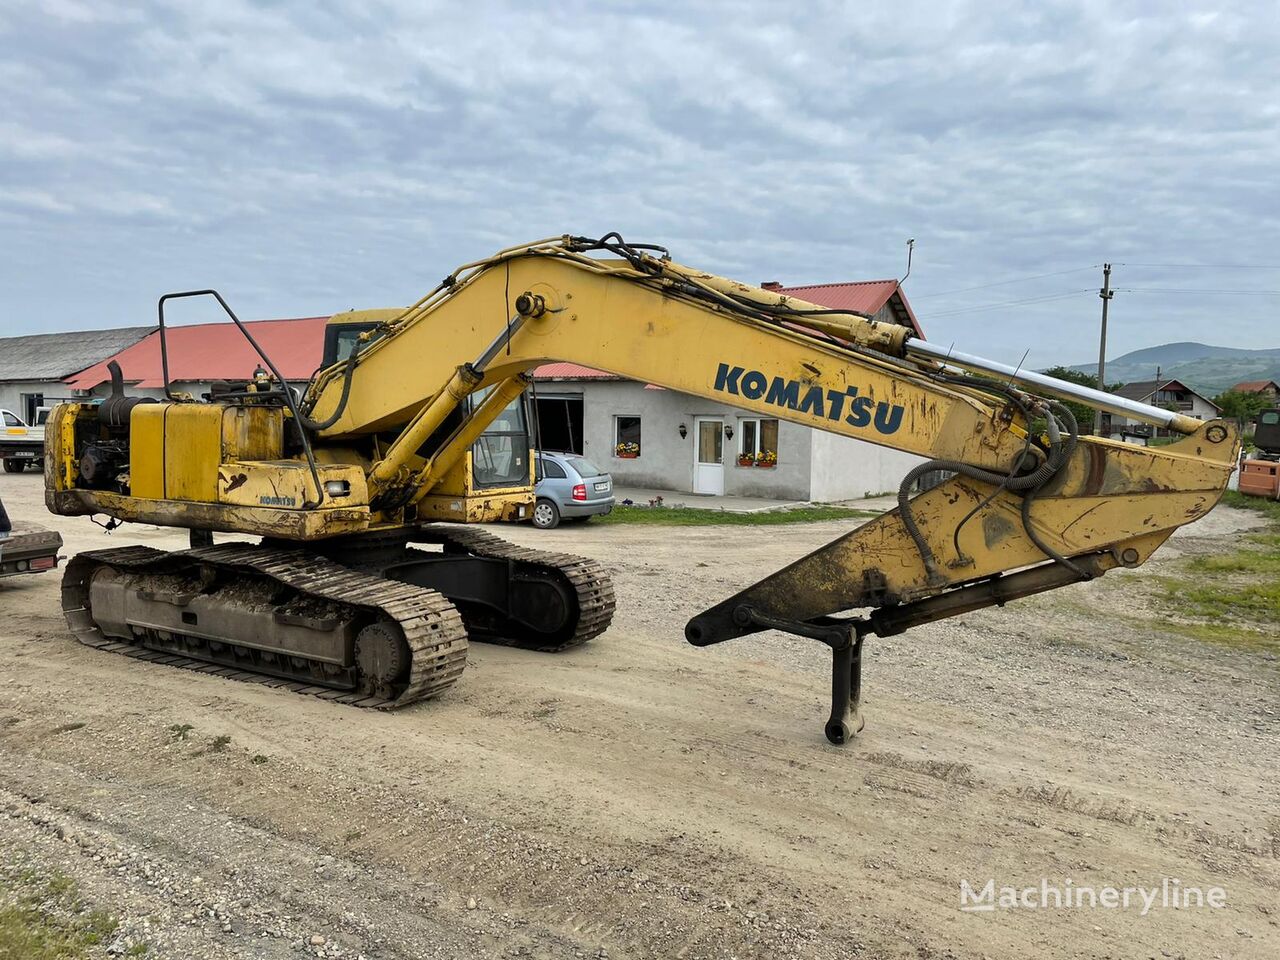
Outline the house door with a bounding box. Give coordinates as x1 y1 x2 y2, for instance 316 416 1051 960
693 417 724 495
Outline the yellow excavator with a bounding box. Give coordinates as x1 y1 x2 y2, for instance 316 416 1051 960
44 234 1239 742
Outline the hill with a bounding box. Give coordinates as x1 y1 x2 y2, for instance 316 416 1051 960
1068 341 1280 395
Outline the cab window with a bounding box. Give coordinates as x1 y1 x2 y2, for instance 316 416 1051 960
322 323 385 367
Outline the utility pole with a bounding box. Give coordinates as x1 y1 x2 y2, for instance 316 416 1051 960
1093 263 1114 436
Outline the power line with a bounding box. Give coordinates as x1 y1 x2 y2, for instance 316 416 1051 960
1116 262 1280 269
926 289 1095 319
1118 287 1280 295
914 261 1280 303
909 266 1099 300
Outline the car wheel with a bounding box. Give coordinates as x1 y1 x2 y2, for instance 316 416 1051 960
3 459 25 473
532 498 560 529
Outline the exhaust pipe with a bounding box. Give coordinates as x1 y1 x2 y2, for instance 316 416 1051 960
97 360 155 428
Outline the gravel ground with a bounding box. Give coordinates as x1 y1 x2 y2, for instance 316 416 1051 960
1 469 1277 959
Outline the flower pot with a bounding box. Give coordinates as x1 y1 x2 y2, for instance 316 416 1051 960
617 452 639 459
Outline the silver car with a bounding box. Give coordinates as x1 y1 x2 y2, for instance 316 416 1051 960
533 451 614 529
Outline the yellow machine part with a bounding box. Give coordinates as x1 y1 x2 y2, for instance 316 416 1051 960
415 451 534 523
37 235 1247 743
46 402 371 539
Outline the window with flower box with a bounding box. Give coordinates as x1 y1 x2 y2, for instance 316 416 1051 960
614 415 641 458
737 418 779 467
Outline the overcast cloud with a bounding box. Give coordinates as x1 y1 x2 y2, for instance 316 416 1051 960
2 0 1277 365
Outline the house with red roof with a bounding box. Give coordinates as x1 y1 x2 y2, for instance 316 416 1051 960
1230 379 1280 402
529 279 928 501
64 317 330 398
1101 378 1222 439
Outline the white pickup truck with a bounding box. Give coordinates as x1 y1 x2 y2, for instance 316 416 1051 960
1 407 48 473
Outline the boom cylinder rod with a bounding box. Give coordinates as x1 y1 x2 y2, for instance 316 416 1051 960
369 364 482 487
410 374 532 501
904 339 1203 435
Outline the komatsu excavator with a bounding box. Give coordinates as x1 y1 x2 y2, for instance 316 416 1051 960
45 234 1239 743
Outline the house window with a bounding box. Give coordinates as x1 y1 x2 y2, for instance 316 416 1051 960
21 393 42 425
614 415 641 458
737 417 779 466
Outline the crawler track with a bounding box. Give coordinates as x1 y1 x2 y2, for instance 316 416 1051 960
62 543 468 708
420 525 616 651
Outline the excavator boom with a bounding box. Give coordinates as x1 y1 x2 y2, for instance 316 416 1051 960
45 234 1239 742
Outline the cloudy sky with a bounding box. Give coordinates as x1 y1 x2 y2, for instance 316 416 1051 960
2 0 1277 366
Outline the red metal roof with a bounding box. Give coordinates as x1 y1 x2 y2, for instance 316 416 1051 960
530 362 623 381
66 317 330 390
775 279 925 338
777 279 898 313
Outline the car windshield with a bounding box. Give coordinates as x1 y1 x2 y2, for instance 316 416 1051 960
566 456 604 478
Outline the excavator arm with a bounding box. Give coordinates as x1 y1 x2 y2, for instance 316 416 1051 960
46 234 1239 742
291 234 1238 741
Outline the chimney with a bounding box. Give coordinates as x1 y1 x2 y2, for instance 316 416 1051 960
761 281 783 291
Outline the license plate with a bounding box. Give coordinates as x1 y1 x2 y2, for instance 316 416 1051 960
11 451 34 458
594 481 609 492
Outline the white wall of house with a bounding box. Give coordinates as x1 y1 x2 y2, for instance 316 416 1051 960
1108 390 1220 437
574 379 814 499
808 430 928 500
0 380 80 421
1186 395 1220 421
1 378 315 424
554 378 924 501
71 380 310 403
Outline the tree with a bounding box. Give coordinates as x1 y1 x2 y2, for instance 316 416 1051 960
1038 366 1101 436
1212 389 1270 424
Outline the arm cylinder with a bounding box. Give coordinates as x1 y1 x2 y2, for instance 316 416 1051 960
904 339 1204 435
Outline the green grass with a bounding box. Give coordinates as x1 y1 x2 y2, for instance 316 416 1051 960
1160 517 1280 642
1157 617 1278 652
1220 489 1280 522
0 870 118 959
1174 580 1280 620
1188 534 1280 575
592 504 879 526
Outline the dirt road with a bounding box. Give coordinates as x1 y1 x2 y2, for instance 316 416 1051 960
2 469 1277 959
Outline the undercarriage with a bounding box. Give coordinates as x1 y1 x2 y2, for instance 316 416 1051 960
62 526 615 707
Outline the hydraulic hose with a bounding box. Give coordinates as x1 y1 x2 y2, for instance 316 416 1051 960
296 339 363 433
1019 402 1089 579
897 389 1083 586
